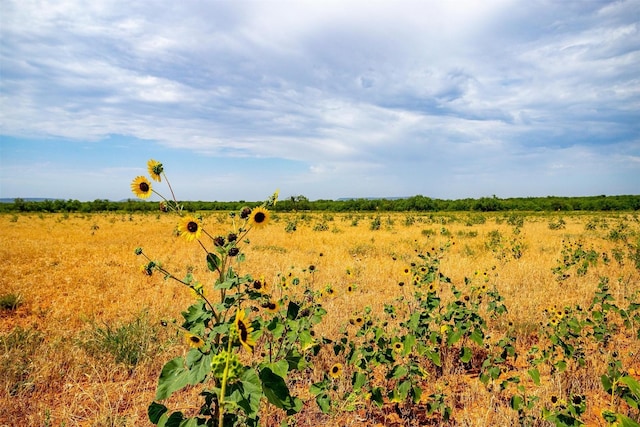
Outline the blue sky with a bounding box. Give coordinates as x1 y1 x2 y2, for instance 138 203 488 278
1 0 639 202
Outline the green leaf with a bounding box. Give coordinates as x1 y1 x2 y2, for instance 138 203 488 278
148 402 168 424
617 414 640 427
352 371 367 390
266 360 289 379
447 330 463 346
286 301 300 320
298 329 315 351
425 348 441 367
620 375 640 399
390 365 409 379
259 367 302 415
226 368 263 418
206 253 220 272
510 395 523 411
315 392 331 414
371 387 384 407
156 357 190 400
157 411 185 427
470 328 484 346
528 368 541 386
460 347 472 364
601 374 613 393
186 350 213 385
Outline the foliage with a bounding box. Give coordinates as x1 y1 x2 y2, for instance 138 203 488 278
3 194 640 213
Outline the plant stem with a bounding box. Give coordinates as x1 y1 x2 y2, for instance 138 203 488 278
218 336 234 427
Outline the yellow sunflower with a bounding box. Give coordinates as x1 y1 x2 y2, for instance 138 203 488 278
248 206 270 229
131 176 152 199
263 301 279 313
328 363 343 379
177 216 202 242
184 332 205 349
234 308 255 352
147 159 163 182
393 342 404 354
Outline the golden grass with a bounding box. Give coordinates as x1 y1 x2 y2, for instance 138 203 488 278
1 211 638 426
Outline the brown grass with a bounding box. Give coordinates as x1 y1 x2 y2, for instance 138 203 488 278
1 211 638 426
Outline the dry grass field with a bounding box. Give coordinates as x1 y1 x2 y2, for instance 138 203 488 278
1 210 638 426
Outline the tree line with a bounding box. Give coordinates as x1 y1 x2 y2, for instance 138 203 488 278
2 194 639 213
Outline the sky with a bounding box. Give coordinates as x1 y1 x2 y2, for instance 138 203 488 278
1 0 639 202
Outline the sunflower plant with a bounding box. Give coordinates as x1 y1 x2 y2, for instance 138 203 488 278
130 160 325 427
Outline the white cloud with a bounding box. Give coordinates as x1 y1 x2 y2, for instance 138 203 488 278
1 0 638 199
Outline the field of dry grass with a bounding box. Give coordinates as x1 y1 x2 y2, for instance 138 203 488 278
1 211 638 426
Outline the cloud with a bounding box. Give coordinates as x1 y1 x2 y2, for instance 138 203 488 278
1 0 638 199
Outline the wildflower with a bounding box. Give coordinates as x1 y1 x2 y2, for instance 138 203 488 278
177 216 202 242
240 207 252 220
354 316 364 327
328 363 343 379
140 264 152 276
234 308 255 352
262 301 279 313
401 266 411 276
252 278 268 293
228 247 239 257
248 206 270 229
185 332 205 349
147 159 163 182
346 284 354 293
131 176 152 199
213 236 225 247
393 342 403 353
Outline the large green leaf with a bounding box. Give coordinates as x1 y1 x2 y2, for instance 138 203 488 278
226 368 263 418
259 367 302 415
148 402 168 424
460 347 472 364
206 253 220 272
185 350 213 385
156 357 190 400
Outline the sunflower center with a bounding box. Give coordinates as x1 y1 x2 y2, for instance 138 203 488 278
187 221 198 232
332 366 339 374
139 182 150 192
238 321 248 341
190 336 201 344
254 212 266 223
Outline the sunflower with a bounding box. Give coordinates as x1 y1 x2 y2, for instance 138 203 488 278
328 363 343 379
401 266 411 276
185 332 205 349
177 216 202 242
147 159 163 182
248 206 270 229
393 342 404 354
252 278 269 293
263 301 279 313
234 308 255 352
131 176 152 199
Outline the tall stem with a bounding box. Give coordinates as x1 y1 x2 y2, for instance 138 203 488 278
218 335 234 427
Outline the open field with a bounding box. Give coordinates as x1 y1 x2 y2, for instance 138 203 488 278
1 211 639 426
